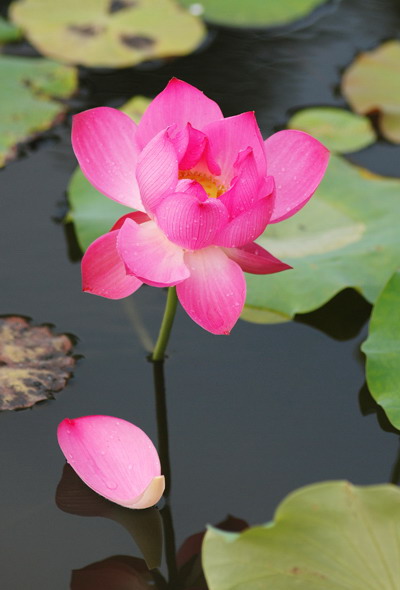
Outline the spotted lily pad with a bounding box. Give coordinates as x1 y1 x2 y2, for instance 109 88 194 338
0 15 22 42
67 97 150 252
10 0 206 68
244 155 400 322
180 0 329 27
0 55 77 167
288 107 376 153
203 481 400 590
342 40 400 143
0 316 76 411
361 270 400 430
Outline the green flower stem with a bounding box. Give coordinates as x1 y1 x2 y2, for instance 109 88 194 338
151 287 178 362
151 346 178 586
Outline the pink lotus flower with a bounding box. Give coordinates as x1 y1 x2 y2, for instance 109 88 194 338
72 79 329 334
57 415 165 509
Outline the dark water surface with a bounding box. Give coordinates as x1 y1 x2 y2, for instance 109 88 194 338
1 0 400 587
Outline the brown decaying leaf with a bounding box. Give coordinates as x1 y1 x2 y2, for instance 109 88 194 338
0 316 76 411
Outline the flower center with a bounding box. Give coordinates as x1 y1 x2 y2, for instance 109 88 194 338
178 170 225 199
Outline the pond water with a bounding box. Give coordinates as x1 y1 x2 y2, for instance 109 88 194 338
1 0 400 587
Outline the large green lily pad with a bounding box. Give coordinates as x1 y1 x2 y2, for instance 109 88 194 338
0 54 77 167
10 0 206 67
362 270 400 430
67 96 150 252
243 155 400 322
288 107 376 153
203 481 400 590
180 0 329 28
342 40 400 143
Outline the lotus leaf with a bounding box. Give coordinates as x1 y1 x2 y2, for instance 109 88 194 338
10 0 206 67
288 107 376 153
244 155 400 321
0 316 76 411
0 15 22 42
203 481 400 589
0 55 77 167
362 270 400 430
180 0 329 27
342 40 400 143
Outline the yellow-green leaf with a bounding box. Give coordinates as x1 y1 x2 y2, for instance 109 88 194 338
203 481 400 590
10 0 206 67
342 40 400 143
288 107 376 153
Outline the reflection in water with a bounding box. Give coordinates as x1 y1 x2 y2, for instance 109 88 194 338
56 464 163 570
56 358 249 589
71 555 154 590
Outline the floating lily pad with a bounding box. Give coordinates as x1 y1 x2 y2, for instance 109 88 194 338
244 155 400 321
67 97 150 252
288 107 376 153
180 0 329 27
361 270 400 430
0 15 22 43
342 40 400 143
10 0 206 68
0 316 76 411
203 481 400 590
0 54 77 167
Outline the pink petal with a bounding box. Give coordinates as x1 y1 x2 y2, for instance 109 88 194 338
155 192 229 250
136 129 178 215
179 123 207 170
176 179 208 201
176 247 246 334
265 129 330 223
57 415 165 509
214 193 275 248
117 218 190 287
220 148 274 217
110 211 151 231
223 242 291 274
72 107 143 210
136 78 223 147
82 231 142 299
202 112 266 184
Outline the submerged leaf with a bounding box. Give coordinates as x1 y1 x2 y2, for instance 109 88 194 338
179 0 329 27
10 0 206 67
244 155 400 321
288 107 376 153
342 40 400 143
362 270 400 430
0 316 76 411
0 55 77 167
71 556 153 590
203 481 400 590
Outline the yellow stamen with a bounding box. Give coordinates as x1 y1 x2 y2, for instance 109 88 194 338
178 170 225 199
